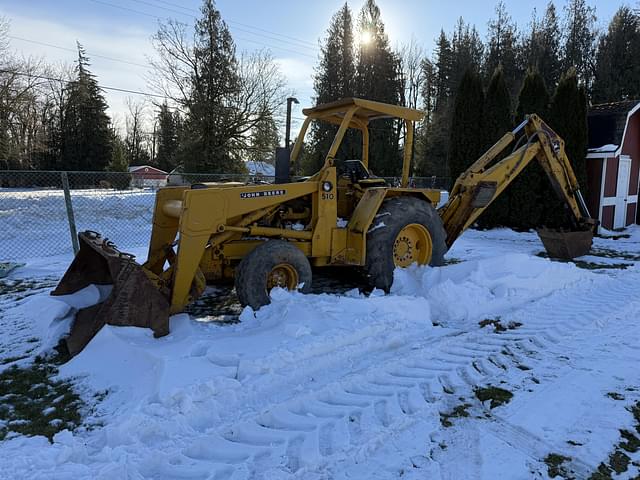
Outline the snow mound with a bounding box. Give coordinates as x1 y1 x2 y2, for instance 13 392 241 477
391 253 593 325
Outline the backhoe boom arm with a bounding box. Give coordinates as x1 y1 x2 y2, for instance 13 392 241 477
439 114 596 248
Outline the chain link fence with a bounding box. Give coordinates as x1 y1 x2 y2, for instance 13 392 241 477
0 170 450 262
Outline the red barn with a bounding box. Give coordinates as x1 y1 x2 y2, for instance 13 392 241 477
128 165 168 188
586 101 640 230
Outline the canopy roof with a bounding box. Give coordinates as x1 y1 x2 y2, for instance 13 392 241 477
302 98 424 128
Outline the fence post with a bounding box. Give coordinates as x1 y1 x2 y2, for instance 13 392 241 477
61 172 79 255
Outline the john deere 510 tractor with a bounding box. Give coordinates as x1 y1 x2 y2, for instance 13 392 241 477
53 98 596 355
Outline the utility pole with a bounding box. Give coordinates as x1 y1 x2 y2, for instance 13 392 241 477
285 97 299 149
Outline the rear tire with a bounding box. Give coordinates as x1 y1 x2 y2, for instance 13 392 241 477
366 196 447 291
235 240 312 310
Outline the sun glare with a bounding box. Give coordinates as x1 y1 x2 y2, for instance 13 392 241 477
358 30 373 46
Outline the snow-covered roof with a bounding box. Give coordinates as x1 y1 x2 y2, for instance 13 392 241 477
128 165 168 174
245 160 275 176
587 144 618 154
588 100 640 152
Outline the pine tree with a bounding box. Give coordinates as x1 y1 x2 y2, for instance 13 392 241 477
355 0 403 176
544 68 589 226
305 2 357 175
502 69 551 229
592 6 640 103
155 103 181 172
524 2 562 91
562 0 597 88
478 66 513 227
179 0 243 173
485 1 521 97
60 43 112 171
448 68 485 183
451 19 484 95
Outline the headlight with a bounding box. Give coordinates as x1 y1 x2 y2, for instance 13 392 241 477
322 181 333 192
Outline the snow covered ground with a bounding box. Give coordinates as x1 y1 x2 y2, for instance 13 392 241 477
0 188 156 260
1 227 640 479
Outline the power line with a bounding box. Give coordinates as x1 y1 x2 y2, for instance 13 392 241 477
0 69 166 99
8 36 149 69
133 0 318 49
87 0 317 59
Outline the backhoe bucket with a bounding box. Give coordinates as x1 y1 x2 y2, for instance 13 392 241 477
536 227 594 260
52 231 170 356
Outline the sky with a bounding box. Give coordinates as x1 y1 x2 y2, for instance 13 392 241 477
0 0 620 135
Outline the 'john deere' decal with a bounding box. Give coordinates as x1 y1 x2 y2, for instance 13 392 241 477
240 189 286 199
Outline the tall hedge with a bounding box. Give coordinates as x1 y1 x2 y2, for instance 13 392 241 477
448 68 485 183
477 66 513 228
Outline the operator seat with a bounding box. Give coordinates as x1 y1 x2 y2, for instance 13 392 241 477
338 159 387 188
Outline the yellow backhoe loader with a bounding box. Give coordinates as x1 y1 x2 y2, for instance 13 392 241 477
52 98 596 355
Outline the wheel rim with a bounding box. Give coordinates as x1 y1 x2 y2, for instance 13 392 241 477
393 223 432 267
267 263 299 290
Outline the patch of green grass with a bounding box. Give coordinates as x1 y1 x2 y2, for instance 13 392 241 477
588 401 640 479
475 386 513 409
607 392 625 401
444 257 463 265
595 233 631 240
0 278 58 301
439 403 471 427
544 453 574 479
619 429 640 453
589 247 640 261
0 360 84 441
478 317 522 333
535 252 632 270
589 463 612 480
608 451 630 474
0 354 30 365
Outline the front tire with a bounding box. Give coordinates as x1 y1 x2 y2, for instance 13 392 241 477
235 240 312 309
366 196 447 291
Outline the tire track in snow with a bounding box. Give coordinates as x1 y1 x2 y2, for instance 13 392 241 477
434 273 640 479
166 272 640 479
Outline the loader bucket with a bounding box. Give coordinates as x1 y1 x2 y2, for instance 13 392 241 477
52 231 170 356
536 227 594 260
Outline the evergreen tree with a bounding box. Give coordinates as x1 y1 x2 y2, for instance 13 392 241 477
485 1 521 97
179 0 243 173
478 66 513 227
524 2 562 90
305 2 356 174
545 68 589 225
155 103 181 172
592 6 640 103
562 0 597 88
507 68 550 229
451 19 484 96
248 113 279 165
60 43 112 171
433 30 453 111
355 0 403 176
109 129 128 172
448 68 485 182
